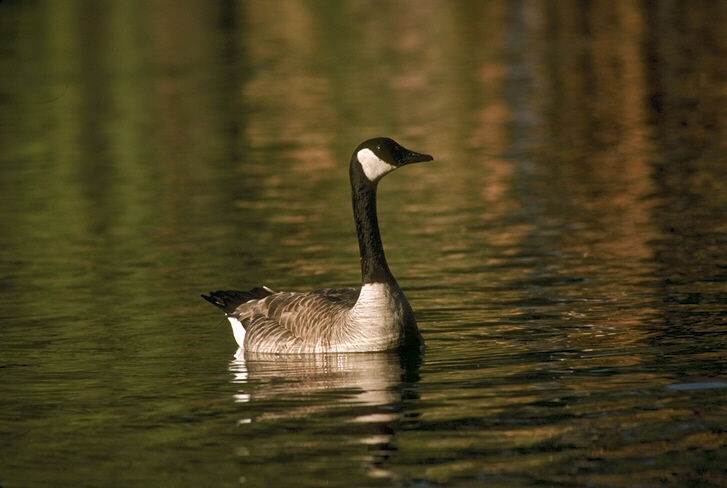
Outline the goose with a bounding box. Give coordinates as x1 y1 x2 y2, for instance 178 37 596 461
202 137 432 353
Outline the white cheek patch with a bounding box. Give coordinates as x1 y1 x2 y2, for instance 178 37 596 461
357 148 396 182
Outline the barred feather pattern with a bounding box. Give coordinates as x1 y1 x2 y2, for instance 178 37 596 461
217 284 417 353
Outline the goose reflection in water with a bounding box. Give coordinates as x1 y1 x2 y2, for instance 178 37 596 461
229 348 421 480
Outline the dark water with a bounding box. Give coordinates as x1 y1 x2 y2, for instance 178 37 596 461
2 2 727 487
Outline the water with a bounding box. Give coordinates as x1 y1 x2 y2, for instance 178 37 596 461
2 2 727 487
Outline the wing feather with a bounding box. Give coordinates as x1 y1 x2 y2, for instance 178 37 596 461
233 288 360 352
244 314 305 353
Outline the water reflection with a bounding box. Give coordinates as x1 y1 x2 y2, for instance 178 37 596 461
228 349 421 482
2 0 727 486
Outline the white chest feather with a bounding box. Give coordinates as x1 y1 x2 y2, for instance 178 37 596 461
347 282 408 348
357 148 396 182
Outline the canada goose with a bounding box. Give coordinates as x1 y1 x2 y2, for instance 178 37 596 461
202 137 432 353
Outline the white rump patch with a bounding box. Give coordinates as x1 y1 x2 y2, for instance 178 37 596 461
228 316 246 348
357 148 396 182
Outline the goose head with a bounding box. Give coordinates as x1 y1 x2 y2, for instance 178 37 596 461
351 137 433 185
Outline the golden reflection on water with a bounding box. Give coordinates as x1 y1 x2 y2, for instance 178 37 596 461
2 1 727 487
228 349 417 483
229 349 406 413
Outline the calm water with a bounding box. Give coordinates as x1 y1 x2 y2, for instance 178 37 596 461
2 2 727 487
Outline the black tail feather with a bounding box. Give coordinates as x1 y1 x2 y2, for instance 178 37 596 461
201 287 273 314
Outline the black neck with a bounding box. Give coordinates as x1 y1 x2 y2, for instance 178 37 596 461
351 174 396 285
